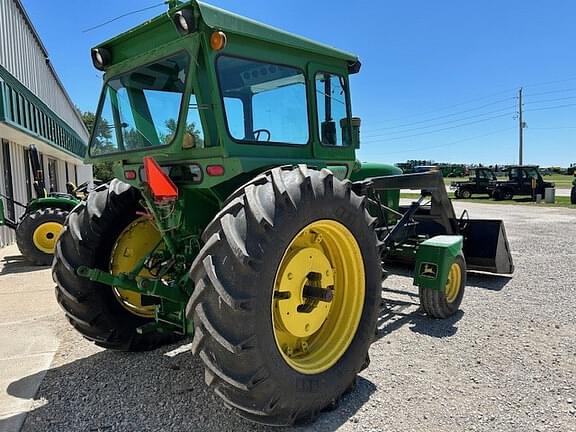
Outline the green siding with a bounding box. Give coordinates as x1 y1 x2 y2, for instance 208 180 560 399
0 65 86 158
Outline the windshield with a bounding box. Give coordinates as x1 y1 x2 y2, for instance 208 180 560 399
90 52 202 155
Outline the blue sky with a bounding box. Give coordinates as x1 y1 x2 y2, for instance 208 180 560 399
22 0 576 166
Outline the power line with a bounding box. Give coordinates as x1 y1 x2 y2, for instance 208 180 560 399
365 128 515 156
362 97 515 133
82 3 165 33
362 112 516 143
371 88 518 124
524 103 576 113
362 105 517 138
529 126 576 130
523 87 576 98
523 95 576 105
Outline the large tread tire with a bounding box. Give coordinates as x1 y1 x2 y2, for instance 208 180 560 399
419 254 466 319
16 207 68 266
187 165 381 426
571 187 576 205
53 179 179 351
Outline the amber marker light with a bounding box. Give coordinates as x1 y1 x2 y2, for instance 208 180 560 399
210 31 227 51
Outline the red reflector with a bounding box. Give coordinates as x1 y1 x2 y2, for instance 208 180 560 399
143 156 178 200
206 165 225 176
124 170 137 181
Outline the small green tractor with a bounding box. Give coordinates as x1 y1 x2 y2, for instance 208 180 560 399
0 145 82 265
53 1 514 425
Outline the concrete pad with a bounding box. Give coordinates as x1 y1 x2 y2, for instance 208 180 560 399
0 245 59 432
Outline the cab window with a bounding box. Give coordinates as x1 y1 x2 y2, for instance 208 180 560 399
217 56 309 145
315 72 351 146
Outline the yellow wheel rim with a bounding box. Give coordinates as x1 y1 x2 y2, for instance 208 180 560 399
32 222 63 254
272 220 365 375
110 217 162 318
444 262 462 303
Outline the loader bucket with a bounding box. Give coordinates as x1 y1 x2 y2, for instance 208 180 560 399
462 219 514 274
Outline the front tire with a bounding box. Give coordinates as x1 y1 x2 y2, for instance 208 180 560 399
16 208 67 265
419 254 466 319
188 166 381 425
53 180 178 351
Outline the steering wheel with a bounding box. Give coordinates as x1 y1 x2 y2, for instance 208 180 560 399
254 129 271 142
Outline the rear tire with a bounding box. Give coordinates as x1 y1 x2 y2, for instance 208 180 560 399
419 254 466 319
188 166 381 425
16 208 68 266
571 187 576 205
53 180 178 351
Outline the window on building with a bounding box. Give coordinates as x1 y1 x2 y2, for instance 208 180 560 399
1 140 15 220
47 158 58 193
315 72 351 146
217 56 309 145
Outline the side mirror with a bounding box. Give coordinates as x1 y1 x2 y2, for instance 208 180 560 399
351 117 361 149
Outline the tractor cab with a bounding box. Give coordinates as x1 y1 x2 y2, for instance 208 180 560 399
86 1 371 192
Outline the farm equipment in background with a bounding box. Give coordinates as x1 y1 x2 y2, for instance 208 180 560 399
571 174 576 204
0 145 85 265
451 167 498 199
52 1 514 426
489 165 554 201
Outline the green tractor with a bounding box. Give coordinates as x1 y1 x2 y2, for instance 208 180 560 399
0 145 83 265
53 1 514 425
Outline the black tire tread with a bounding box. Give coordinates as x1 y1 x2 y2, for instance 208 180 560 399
187 165 381 425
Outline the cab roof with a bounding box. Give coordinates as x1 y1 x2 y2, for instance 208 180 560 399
95 1 360 70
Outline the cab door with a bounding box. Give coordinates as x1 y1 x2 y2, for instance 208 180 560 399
307 63 356 176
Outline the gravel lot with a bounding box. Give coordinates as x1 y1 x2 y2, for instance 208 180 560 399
6 202 576 432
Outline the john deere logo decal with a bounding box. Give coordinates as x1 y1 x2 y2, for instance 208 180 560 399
420 262 438 279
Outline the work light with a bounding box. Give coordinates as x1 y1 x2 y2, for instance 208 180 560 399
91 48 111 71
173 9 195 35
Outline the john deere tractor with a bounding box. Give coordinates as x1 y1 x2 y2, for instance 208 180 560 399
0 145 84 265
53 1 514 425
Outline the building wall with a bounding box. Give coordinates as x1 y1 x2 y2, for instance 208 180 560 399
0 0 93 249
0 138 89 247
0 0 89 142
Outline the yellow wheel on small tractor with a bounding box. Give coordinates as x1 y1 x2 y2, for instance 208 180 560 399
420 254 466 319
16 207 68 265
32 221 63 254
188 166 381 426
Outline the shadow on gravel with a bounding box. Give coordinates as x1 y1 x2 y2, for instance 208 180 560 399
0 255 48 275
467 272 512 291
377 284 464 341
5 341 375 432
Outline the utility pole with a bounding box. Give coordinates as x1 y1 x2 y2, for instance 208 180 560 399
518 87 524 165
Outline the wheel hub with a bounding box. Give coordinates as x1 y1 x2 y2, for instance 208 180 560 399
275 247 334 338
272 220 365 375
32 222 63 254
110 218 162 318
444 261 462 303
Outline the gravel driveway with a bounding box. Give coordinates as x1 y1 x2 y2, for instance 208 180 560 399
7 202 576 432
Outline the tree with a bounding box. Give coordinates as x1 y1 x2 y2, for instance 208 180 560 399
81 111 115 182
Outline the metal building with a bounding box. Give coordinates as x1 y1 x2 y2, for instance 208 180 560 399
0 0 92 247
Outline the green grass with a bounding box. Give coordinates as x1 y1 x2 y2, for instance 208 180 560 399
443 174 575 189
400 192 576 209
